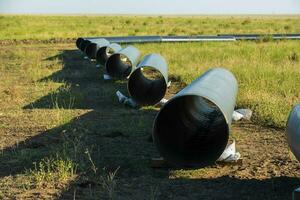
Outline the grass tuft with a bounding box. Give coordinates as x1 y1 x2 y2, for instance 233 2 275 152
27 156 77 187
100 167 119 200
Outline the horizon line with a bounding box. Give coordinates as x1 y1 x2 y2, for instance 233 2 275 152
1 13 300 16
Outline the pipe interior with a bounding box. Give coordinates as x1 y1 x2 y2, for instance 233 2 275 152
128 67 167 105
153 95 228 167
80 40 91 52
106 54 132 78
106 47 115 59
76 38 84 49
96 46 115 66
85 43 97 59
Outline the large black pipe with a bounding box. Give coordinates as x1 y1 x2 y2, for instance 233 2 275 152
106 45 141 78
76 37 85 49
128 53 168 105
153 68 238 167
79 40 91 52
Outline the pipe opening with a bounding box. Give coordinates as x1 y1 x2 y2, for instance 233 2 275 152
80 40 91 52
96 47 115 66
153 95 228 167
76 38 85 49
85 43 98 59
106 54 132 78
128 67 167 105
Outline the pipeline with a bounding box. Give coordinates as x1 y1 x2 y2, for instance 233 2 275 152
152 68 238 167
76 34 300 46
104 36 163 44
76 36 236 47
128 53 168 106
106 45 141 78
286 103 300 161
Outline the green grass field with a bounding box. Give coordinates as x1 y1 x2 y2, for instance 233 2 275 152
0 15 300 40
0 15 300 199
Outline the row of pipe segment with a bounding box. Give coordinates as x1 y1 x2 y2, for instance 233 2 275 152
75 35 299 167
77 37 169 106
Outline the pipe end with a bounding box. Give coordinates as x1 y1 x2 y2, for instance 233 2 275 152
153 95 229 167
106 54 133 78
128 67 167 105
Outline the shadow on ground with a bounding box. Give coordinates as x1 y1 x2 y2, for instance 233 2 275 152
23 49 129 110
0 49 159 199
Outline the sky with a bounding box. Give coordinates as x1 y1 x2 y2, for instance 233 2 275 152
0 0 299 15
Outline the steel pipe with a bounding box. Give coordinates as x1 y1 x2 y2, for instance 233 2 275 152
96 43 122 66
77 38 103 51
77 36 161 48
76 35 236 45
85 39 110 59
286 103 300 161
76 37 85 49
77 38 107 52
128 54 168 106
153 68 238 167
102 36 235 43
161 35 235 42
76 34 300 47
104 36 162 43
106 45 141 78
79 40 91 52
218 34 300 40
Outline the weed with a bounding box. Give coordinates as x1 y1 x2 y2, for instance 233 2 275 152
89 30 98 35
150 185 159 200
50 86 75 110
27 156 77 187
241 19 251 25
289 52 298 62
260 34 273 42
100 167 119 200
284 25 291 30
125 20 131 25
85 148 98 175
